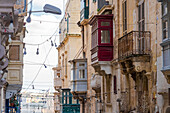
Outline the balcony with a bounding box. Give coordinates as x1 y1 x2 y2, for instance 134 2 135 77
69 59 87 94
80 0 89 25
80 7 89 24
89 15 113 75
54 77 62 91
118 31 151 60
118 31 151 81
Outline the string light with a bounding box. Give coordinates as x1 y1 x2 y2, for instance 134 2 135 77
43 64 47 68
36 46 39 55
8 35 12 43
55 43 57 47
32 85 35 89
51 40 54 46
24 47 27 55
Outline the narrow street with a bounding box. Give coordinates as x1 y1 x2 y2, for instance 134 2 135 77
0 0 170 113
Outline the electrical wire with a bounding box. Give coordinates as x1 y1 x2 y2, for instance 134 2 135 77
24 27 59 93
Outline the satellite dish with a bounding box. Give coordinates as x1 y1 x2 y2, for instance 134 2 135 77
0 45 5 59
43 4 62 15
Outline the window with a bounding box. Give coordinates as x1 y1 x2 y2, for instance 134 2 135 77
101 30 110 43
138 2 145 31
101 22 110 26
79 63 85 79
80 0 85 11
162 3 167 16
163 20 168 40
122 0 127 33
162 2 169 40
79 69 85 78
9 45 20 61
161 1 170 70
67 92 69 104
163 45 170 68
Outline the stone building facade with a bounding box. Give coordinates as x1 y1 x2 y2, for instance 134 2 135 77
0 0 27 112
54 0 170 113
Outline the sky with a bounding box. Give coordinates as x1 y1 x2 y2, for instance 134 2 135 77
22 0 67 93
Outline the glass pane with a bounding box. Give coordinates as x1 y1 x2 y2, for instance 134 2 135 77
79 69 85 78
80 0 85 10
71 69 74 80
101 30 110 43
162 3 167 16
163 21 168 39
163 46 170 67
64 96 66 104
101 22 110 26
67 92 69 104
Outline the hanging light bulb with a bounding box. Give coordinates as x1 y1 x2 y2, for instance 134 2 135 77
59 29 61 34
44 64 47 68
51 40 54 46
55 43 57 47
36 48 39 55
26 7 32 23
23 47 27 55
8 20 14 32
8 35 12 43
32 85 34 89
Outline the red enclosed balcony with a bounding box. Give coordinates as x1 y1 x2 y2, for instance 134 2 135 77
89 15 113 65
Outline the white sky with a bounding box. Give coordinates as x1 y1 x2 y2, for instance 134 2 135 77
22 0 67 93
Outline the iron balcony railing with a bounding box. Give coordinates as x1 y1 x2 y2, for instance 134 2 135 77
80 7 89 22
118 31 151 60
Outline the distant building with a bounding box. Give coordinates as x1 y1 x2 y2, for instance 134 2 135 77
21 92 54 113
53 0 82 113
54 0 170 113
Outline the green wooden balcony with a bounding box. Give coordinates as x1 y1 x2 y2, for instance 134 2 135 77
80 6 89 23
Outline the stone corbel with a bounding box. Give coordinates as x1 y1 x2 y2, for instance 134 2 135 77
161 69 170 84
93 61 112 76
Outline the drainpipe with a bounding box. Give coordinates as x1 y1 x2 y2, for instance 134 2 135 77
82 26 85 58
82 98 85 113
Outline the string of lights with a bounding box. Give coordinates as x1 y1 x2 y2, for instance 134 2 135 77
24 26 59 93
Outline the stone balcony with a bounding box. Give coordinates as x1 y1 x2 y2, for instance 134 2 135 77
118 31 151 81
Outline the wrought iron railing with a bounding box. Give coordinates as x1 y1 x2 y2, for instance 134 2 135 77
118 31 151 60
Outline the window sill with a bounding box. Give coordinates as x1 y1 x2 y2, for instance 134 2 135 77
161 66 170 72
160 38 170 47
